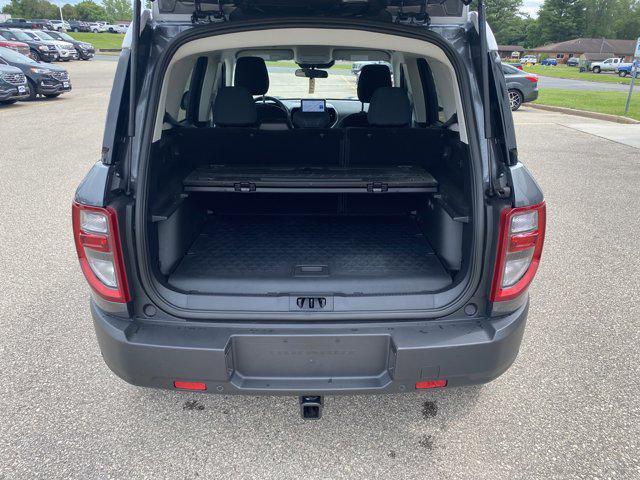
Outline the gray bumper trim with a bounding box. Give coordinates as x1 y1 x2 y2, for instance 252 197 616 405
91 300 528 395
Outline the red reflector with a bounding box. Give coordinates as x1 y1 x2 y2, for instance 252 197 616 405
415 379 447 389
79 232 110 252
173 381 207 391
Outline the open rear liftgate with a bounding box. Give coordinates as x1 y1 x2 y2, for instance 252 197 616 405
134 0 484 419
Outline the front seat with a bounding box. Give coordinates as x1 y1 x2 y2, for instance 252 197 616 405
339 64 392 128
212 86 258 127
234 56 289 124
366 87 412 128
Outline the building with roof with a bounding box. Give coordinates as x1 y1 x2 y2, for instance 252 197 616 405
497 45 525 59
529 38 636 63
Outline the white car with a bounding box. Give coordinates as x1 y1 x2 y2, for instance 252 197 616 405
105 23 128 34
29 30 77 61
590 57 623 73
88 22 107 33
521 55 537 65
48 20 70 31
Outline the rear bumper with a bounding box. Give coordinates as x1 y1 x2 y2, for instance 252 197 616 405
91 300 529 395
524 88 539 103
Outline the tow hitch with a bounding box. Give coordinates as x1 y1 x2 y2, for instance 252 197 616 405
299 396 324 420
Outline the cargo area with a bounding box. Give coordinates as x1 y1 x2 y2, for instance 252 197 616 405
147 125 472 298
140 40 478 311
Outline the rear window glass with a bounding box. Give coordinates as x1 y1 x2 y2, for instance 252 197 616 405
264 61 359 100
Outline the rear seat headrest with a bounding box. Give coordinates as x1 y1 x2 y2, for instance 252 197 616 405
212 87 257 127
357 64 392 103
234 56 269 96
367 87 412 127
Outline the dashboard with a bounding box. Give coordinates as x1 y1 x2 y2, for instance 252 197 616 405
279 99 366 128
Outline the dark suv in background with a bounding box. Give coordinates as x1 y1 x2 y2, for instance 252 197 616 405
73 0 545 419
45 30 95 60
0 46 70 99
0 28 58 62
0 62 29 104
68 20 91 32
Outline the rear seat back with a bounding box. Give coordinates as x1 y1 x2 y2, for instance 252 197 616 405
347 86 449 167
175 127 342 167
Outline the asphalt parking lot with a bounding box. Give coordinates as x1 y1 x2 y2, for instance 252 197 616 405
1 60 639 479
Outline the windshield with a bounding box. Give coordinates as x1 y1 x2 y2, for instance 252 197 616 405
11 30 34 41
264 61 358 100
0 46 36 63
33 31 54 41
56 32 74 42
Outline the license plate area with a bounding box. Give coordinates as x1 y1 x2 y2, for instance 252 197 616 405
229 334 395 390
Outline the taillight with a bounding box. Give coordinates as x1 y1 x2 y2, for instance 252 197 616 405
490 203 546 302
525 75 538 83
72 202 130 303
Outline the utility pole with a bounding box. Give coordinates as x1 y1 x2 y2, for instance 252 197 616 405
625 37 640 115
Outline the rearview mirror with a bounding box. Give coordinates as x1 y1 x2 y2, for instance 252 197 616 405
295 68 328 79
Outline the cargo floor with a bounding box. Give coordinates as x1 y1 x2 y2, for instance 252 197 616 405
168 215 452 295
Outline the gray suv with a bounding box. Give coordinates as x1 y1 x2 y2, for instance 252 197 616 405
73 0 545 419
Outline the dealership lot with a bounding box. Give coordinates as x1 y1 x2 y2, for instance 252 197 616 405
1 60 639 479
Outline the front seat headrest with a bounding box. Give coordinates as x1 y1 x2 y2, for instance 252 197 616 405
367 87 412 127
234 56 269 96
212 87 257 127
357 64 392 103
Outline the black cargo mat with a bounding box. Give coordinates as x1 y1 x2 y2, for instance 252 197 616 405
168 215 452 295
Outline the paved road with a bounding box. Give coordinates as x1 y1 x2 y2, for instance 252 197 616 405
538 74 631 91
1 61 639 479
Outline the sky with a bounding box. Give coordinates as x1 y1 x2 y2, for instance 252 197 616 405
522 0 544 17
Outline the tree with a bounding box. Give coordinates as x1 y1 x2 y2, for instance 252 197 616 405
536 0 586 44
2 0 59 18
103 0 133 22
74 0 107 20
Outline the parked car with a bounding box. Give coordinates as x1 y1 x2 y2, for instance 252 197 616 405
0 36 30 57
616 63 639 78
21 29 77 61
68 20 91 33
0 46 71 99
540 58 557 66
0 28 58 62
521 55 537 65
45 30 94 60
566 57 579 67
74 0 545 418
351 60 391 77
502 63 538 110
47 19 70 32
0 18 46 29
0 62 29 104
104 23 128 34
590 57 623 73
88 22 107 33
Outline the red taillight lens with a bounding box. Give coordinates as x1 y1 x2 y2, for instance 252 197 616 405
174 381 207 391
490 203 546 302
416 380 447 389
72 202 130 303
525 75 538 83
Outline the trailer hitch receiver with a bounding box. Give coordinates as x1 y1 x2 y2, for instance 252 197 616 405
299 396 324 420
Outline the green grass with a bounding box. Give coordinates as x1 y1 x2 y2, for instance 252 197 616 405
67 32 125 50
534 88 640 121
523 64 631 85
